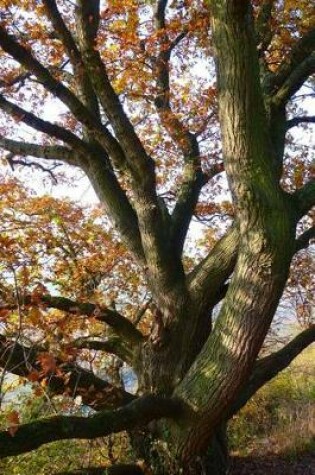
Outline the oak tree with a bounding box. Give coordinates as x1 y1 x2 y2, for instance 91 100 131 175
0 0 314 473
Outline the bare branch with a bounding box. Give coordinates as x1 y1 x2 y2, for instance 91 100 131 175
6 155 62 183
265 27 315 104
273 53 315 107
153 1 206 253
0 395 184 459
286 115 315 130
231 325 315 416
0 94 87 153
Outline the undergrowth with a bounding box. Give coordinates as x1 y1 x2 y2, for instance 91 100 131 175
229 345 315 458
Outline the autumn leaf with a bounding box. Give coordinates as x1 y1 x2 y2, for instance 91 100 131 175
6 410 20 437
0 308 10 320
37 352 57 375
27 370 41 382
28 306 43 325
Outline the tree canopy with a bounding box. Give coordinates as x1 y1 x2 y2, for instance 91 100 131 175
0 1 314 473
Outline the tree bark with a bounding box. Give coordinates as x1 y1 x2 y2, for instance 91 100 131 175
205 424 229 475
170 0 296 462
0 2 314 474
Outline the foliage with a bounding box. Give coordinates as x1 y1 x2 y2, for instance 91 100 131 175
229 344 315 457
0 0 314 473
0 393 133 475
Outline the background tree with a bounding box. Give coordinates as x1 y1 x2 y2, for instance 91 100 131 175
0 0 314 473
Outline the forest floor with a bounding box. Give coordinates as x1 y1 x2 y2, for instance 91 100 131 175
229 451 315 474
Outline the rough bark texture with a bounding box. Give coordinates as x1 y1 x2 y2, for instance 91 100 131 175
172 2 296 463
0 0 314 474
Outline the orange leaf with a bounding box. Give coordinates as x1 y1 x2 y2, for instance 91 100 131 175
37 352 57 374
27 370 40 382
6 410 20 437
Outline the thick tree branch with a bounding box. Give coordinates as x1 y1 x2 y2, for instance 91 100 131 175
0 102 144 264
188 225 239 311
272 52 315 107
293 179 315 219
174 1 296 461
40 295 144 346
231 325 315 416
75 1 187 312
0 335 135 410
295 226 315 252
0 136 76 165
177 226 238 369
73 336 133 363
156 0 168 26
171 164 223 256
81 157 145 263
0 94 87 154
0 395 184 459
265 27 315 98
42 0 81 64
0 25 128 164
0 293 143 346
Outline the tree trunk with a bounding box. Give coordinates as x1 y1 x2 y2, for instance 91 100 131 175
129 423 229 475
175 425 229 475
205 424 229 475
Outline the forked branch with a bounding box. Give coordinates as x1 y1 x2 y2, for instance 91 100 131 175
267 27 315 105
154 0 206 253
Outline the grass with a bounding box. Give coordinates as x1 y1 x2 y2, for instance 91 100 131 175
229 344 315 458
1 342 314 473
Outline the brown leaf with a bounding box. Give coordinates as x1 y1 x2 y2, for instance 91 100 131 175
6 410 20 437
